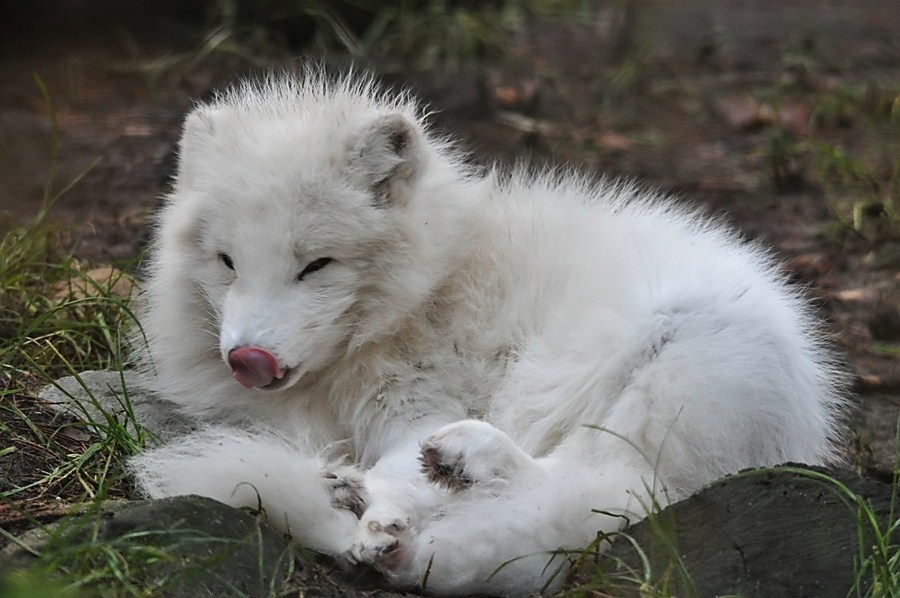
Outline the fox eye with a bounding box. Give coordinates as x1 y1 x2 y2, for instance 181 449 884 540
297 257 333 281
218 252 235 270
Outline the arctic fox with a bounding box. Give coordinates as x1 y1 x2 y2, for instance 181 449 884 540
130 70 846 595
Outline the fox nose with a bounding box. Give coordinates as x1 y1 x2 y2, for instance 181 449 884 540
227 346 284 388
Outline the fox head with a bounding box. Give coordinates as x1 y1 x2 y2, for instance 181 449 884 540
145 72 482 393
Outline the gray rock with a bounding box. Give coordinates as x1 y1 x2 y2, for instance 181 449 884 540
5 496 418 597
6 496 294 597
97 496 296 597
593 466 896 598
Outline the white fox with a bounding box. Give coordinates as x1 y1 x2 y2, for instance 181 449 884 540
130 69 846 595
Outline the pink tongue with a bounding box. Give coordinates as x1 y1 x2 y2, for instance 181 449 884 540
228 346 283 388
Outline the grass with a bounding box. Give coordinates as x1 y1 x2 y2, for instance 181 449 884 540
20 507 299 597
0 79 143 509
0 78 136 385
0 78 154 596
556 507 698 598
812 84 900 242
757 48 900 241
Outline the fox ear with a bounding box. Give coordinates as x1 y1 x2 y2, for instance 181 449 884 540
183 108 218 141
350 113 420 206
174 107 222 189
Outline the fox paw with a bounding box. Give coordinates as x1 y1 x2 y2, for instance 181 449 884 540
347 510 409 571
420 420 533 491
323 466 366 519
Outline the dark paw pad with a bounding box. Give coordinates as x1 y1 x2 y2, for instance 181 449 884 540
419 446 472 492
324 472 366 518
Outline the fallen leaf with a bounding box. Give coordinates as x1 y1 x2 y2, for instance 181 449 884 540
59 426 91 443
54 266 135 301
594 132 634 152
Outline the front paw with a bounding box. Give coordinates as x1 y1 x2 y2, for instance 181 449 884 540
323 466 366 518
420 420 534 491
347 511 410 572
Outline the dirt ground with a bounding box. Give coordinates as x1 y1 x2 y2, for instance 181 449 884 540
1 0 898 481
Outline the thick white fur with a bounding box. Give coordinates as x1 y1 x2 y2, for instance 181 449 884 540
129 69 846 595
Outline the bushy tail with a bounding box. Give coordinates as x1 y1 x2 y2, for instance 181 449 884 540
128 426 358 555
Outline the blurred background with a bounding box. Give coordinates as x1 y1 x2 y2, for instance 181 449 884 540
0 0 898 474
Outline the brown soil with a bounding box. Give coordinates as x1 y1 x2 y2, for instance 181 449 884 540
0 0 897 495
